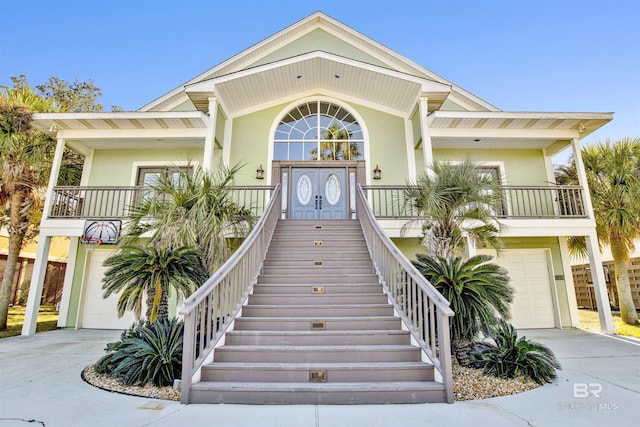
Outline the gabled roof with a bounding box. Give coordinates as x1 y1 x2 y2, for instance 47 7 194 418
140 11 497 113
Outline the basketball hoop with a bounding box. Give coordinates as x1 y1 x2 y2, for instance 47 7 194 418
81 237 103 252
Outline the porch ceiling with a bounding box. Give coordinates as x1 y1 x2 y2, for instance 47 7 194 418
185 51 452 117
428 111 613 152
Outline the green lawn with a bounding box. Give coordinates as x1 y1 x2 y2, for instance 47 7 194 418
0 305 59 339
578 309 640 339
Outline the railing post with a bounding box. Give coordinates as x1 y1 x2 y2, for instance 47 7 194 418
437 310 454 403
181 312 195 404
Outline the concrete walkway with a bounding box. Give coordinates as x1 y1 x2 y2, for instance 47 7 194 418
0 328 638 427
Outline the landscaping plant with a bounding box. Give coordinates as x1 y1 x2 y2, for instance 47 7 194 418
413 253 514 365
475 320 561 384
96 317 184 387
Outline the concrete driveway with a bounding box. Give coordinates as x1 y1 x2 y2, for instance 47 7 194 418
0 328 638 427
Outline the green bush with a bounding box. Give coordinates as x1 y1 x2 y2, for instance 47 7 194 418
475 320 561 384
412 254 514 343
96 318 184 387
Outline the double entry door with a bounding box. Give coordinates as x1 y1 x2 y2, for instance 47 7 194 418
290 168 347 219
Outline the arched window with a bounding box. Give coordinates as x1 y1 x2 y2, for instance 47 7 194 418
273 101 364 161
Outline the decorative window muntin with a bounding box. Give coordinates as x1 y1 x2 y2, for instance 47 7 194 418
274 101 364 161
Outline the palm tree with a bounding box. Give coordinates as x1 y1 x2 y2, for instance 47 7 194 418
412 253 514 364
0 85 53 329
404 161 505 259
121 163 255 274
102 244 208 323
312 125 362 160
558 139 640 325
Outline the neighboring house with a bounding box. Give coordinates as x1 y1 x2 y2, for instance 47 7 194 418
0 234 69 306
23 12 614 335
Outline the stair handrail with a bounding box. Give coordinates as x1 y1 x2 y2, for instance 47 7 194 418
179 184 281 403
356 184 455 403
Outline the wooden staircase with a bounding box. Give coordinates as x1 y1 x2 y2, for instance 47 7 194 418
188 220 446 404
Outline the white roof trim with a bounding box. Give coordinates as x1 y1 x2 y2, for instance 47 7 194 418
139 11 496 113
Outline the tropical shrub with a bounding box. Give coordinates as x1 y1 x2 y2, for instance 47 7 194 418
95 317 184 387
475 320 561 384
413 254 514 343
102 244 208 323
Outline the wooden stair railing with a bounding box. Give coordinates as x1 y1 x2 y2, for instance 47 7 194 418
179 184 281 404
356 184 455 403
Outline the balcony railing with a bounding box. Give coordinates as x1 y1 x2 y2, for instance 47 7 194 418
48 185 275 219
364 185 587 219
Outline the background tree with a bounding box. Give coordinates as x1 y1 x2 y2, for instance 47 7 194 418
0 75 100 329
556 138 640 325
312 124 361 160
0 85 54 329
404 160 505 259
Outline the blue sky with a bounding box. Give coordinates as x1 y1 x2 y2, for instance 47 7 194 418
1 0 638 163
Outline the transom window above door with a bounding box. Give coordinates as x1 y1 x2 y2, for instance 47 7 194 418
274 101 364 161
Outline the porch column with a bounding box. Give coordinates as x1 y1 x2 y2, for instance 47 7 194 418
571 138 595 218
21 138 66 336
41 138 66 220
464 236 477 259
203 96 218 172
558 236 580 327
418 95 434 173
585 232 614 334
56 236 79 327
22 235 52 336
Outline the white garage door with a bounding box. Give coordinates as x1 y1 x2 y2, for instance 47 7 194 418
80 249 137 329
478 249 557 329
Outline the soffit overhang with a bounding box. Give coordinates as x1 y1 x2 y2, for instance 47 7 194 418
428 111 613 153
185 51 452 118
31 112 209 153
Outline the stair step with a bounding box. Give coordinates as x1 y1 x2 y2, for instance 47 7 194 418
213 345 422 363
225 330 411 346
251 283 384 294
201 361 434 382
259 274 379 284
262 266 373 275
263 259 373 268
265 253 371 262
247 293 389 305
242 304 394 317
233 316 401 331
189 381 446 404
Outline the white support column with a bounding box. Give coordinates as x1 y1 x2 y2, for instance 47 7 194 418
42 138 66 219
465 236 477 259
418 96 434 173
558 236 580 327
56 237 79 327
404 117 417 181
21 236 52 336
571 138 595 218
585 232 614 334
203 96 218 172
222 117 233 168
79 149 94 186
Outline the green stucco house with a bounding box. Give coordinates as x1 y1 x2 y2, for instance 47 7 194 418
22 11 614 404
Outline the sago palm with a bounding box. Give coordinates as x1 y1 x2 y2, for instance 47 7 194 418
412 254 514 344
404 161 504 259
122 163 255 274
476 320 561 384
102 244 208 323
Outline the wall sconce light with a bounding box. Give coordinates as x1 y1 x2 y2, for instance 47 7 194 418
256 164 265 180
372 164 381 180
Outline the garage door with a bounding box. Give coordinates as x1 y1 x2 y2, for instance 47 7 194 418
478 249 557 329
80 249 137 329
